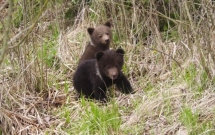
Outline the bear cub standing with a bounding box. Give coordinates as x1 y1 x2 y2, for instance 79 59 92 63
73 48 133 102
78 21 112 65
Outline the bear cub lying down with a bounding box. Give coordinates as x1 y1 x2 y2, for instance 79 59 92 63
73 48 133 102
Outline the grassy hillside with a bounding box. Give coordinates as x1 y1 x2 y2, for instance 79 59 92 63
0 0 215 134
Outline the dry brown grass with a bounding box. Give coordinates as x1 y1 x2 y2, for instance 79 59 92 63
0 0 215 134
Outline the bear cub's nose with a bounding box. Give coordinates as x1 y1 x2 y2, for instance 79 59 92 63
105 39 109 42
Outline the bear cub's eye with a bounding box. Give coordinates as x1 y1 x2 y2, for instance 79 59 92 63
99 35 102 38
106 33 109 35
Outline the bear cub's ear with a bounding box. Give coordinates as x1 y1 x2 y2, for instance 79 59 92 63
96 52 104 61
116 48 125 56
87 28 94 35
104 21 111 27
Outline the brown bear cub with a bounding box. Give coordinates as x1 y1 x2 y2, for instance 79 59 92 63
78 21 112 65
73 48 133 102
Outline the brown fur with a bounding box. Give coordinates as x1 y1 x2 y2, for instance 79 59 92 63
73 48 134 102
78 21 112 65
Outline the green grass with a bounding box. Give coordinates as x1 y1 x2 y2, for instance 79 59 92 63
180 107 215 135
183 64 197 88
183 63 212 94
38 39 57 68
80 101 121 134
58 99 121 134
180 107 199 132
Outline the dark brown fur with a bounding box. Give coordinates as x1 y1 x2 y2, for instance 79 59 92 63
78 21 112 65
73 48 133 102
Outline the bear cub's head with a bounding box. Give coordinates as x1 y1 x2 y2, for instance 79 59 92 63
96 48 124 80
87 22 112 48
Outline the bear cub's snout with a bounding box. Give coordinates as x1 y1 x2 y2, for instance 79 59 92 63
107 67 118 80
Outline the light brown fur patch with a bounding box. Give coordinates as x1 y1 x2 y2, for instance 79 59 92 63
78 21 112 65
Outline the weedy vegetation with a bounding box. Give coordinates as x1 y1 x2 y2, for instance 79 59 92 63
0 0 215 134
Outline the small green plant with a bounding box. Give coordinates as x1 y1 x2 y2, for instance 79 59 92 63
64 109 71 124
183 63 197 89
64 81 70 94
163 97 173 116
179 107 199 134
171 61 180 82
184 63 210 93
197 70 210 93
48 23 59 39
0 23 3 31
38 40 57 68
13 4 23 28
122 63 129 76
112 32 119 44
144 81 154 92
